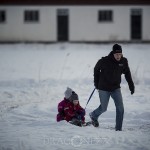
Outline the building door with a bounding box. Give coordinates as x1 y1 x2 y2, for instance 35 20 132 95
57 9 69 41
131 9 142 40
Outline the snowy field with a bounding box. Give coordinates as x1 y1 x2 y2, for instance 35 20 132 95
0 43 150 150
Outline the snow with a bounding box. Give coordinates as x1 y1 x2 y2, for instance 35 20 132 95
0 43 150 150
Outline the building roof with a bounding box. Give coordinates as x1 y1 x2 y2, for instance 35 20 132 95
0 0 150 6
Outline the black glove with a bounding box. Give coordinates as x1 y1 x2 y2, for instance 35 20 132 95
75 110 85 117
129 84 135 95
131 90 134 95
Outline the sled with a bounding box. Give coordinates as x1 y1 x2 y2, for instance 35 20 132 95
69 120 93 127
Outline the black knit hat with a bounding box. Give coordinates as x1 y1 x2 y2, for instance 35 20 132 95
112 44 122 54
69 91 79 101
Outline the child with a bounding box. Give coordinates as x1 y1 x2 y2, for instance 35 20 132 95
56 87 85 126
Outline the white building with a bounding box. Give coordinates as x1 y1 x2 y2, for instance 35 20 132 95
0 0 150 42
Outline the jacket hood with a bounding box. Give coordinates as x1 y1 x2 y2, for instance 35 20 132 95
108 51 123 63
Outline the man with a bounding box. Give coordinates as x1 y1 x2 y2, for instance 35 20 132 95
89 44 135 131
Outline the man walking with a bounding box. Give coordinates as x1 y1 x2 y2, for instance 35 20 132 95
89 44 135 131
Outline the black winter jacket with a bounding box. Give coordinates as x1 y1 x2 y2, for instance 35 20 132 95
94 51 134 92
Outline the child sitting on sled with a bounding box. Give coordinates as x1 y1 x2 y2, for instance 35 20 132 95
56 87 85 126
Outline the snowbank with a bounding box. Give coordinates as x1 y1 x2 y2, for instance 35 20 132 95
0 43 150 150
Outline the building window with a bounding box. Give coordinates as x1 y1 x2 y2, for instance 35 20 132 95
0 10 6 23
24 10 39 23
57 9 69 16
131 9 142 16
98 10 113 22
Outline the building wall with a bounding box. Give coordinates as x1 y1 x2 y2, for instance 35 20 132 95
143 6 150 41
0 6 57 42
70 6 150 42
0 5 150 42
70 6 129 41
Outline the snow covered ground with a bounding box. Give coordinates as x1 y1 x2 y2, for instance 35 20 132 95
0 43 150 150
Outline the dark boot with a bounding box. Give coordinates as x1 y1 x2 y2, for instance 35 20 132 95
89 113 99 127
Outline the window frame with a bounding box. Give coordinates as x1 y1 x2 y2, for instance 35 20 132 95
24 10 40 23
98 10 113 23
0 10 6 23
